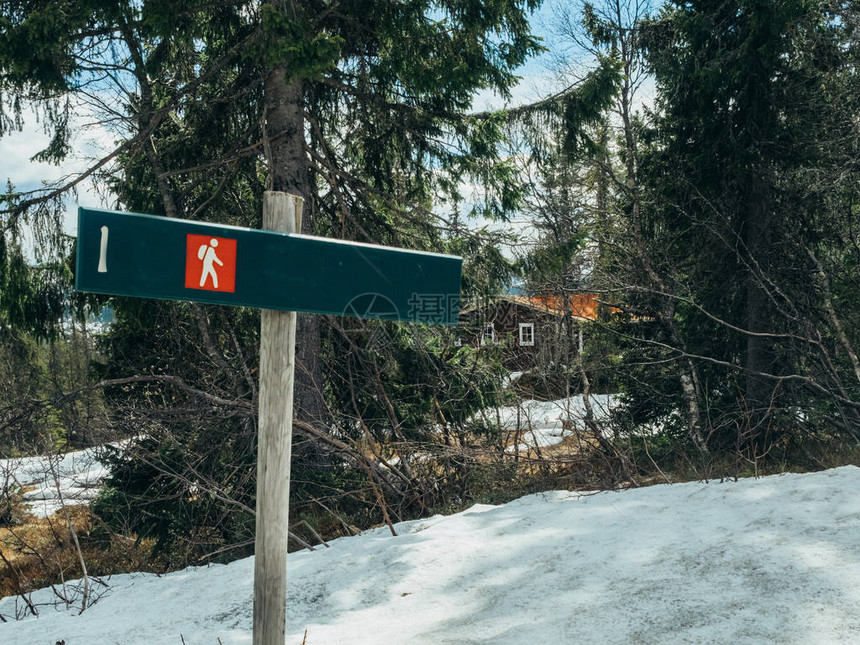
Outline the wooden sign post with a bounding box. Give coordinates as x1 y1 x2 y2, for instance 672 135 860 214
254 191 300 644
75 197 462 644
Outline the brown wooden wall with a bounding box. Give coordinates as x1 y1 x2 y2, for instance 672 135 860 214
459 300 581 370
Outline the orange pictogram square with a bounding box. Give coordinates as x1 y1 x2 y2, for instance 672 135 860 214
185 234 237 293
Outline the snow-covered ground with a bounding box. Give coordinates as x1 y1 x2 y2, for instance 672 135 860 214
496 394 616 453
4 466 860 643
1 448 109 518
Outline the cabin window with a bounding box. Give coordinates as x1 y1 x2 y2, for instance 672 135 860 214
519 322 535 346
481 323 495 345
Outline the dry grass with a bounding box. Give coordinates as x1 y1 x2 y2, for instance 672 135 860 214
0 505 152 601
502 427 599 470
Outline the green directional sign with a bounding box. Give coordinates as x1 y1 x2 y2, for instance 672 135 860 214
76 207 462 324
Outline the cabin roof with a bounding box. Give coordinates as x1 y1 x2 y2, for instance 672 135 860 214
461 293 607 323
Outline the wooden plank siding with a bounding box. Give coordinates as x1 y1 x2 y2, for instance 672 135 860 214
459 294 605 371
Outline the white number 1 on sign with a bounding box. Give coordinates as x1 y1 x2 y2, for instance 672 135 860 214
98 226 108 273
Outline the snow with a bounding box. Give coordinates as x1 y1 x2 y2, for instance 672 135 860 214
1 447 110 518
4 466 860 643
496 394 616 452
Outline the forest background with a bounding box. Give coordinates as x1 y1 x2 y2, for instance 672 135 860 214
1 0 860 610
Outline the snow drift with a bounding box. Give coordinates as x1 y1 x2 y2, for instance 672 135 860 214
1 448 109 518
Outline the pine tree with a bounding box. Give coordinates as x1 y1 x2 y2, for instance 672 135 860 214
0 0 547 560
639 0 860 450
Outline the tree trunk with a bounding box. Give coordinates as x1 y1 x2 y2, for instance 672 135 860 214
264 66 327 432
743 177 775 442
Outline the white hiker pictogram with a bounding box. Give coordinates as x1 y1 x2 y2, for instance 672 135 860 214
198 238 224 289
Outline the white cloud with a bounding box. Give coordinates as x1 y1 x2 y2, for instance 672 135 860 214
0 122 59 187
0 101 116 265
1 101 115 239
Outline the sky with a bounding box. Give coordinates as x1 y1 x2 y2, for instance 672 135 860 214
0 0 580 247
0 101 115 253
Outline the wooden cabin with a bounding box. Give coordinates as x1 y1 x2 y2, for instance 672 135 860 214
458 294 607 370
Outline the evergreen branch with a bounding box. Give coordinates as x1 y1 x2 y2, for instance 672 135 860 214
57 375 253 411
1 27 259 219
593 318 860 411
469 77 587 120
